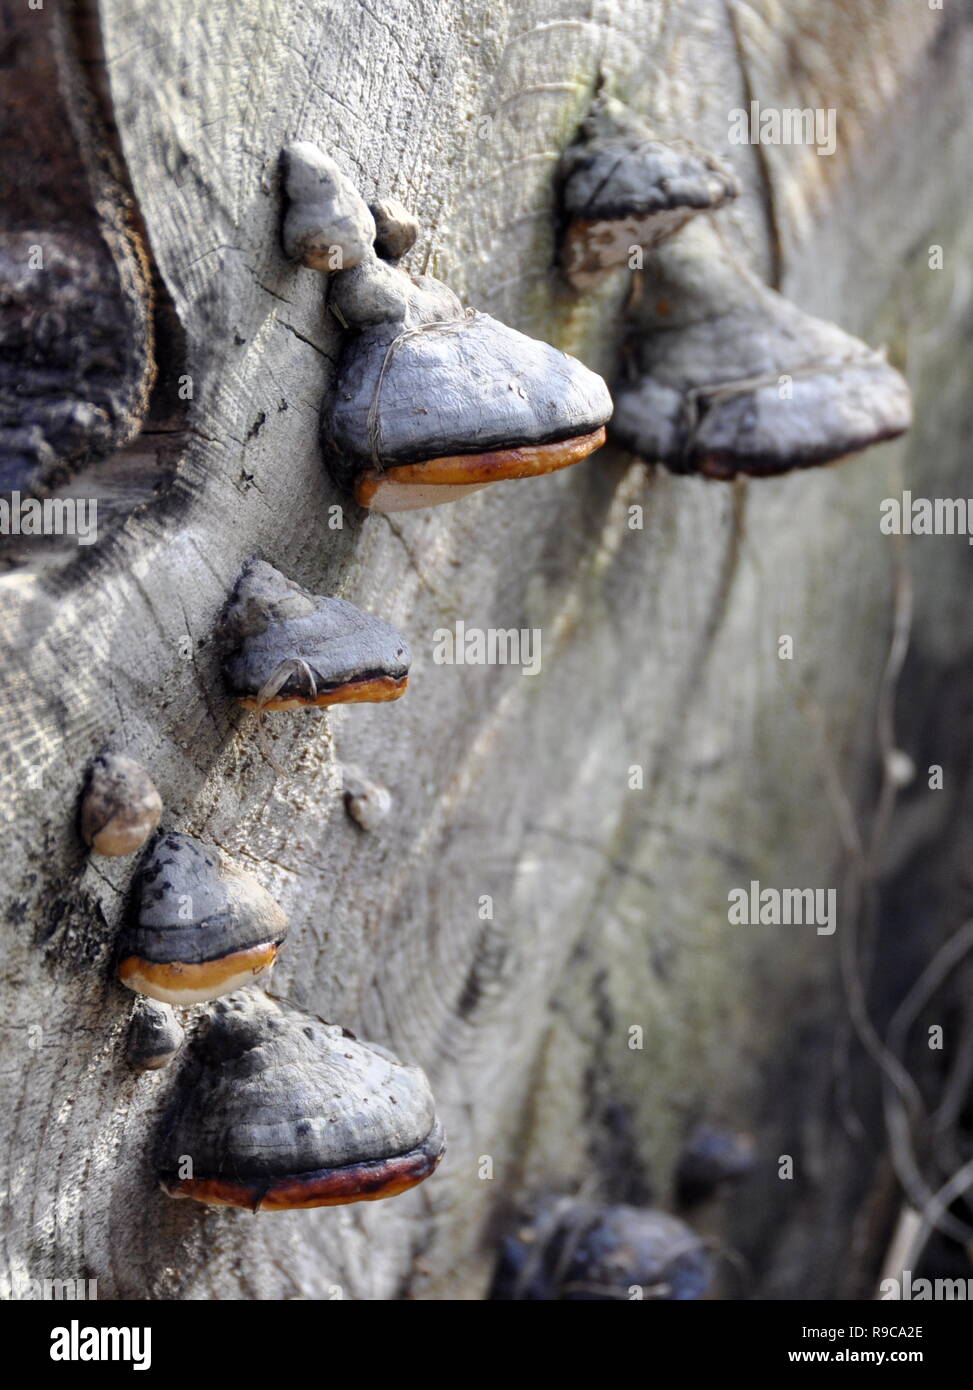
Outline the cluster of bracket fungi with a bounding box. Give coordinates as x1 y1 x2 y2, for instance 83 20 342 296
281 138 614 511
491 1123 755 1302
491 1196 715 1301
71 92 912 1281
558 97 912 478
280 94 910 514
80 558 441 1212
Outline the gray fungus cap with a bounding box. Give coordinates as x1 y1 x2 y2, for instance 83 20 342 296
612 221 912 477
156 993 445 1209
223 559 411 708
558 97 739 287
326 266 612 479
116 831 287 1004
492 1196 713 1300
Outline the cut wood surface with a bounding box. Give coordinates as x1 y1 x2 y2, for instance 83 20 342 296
2 0 971 1300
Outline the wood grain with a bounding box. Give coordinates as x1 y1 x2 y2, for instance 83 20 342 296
0 0 969 1301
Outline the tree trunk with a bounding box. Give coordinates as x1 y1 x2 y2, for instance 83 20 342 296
2 0 971 1300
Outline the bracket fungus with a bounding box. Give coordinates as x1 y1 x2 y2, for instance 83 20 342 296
281 141 376 272
341 764 392 831
324 253 612 512
223 559 410 709
156 993 446 1210
80 753 162 857
675 1124 756 1210
369 198 419 263
126 997 185 1071
278 138 612 511
558 96 739 290
611 219 912 478
116 831 288 1005
492 1196 712 1300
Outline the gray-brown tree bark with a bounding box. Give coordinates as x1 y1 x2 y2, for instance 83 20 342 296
2 0 972 1300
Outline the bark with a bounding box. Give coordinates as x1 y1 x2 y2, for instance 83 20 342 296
1 0 971 1300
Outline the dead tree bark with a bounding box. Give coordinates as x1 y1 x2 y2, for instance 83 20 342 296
1 0 971 1300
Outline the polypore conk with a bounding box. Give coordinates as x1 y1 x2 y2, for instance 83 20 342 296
491 1196 713 1301
675 1123 756 1209
612 220 913 477
222 558 411 709
341 764 392 830
80 753 162 857
126 997 185 1071
116 831 288 1005
558 96 739 290
281 141 377 272
369 198 419 262
156 992 446 1210
324 254 613 512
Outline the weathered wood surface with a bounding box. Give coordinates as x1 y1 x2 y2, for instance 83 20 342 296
1 0 971 1300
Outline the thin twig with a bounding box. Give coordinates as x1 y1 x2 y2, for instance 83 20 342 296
744 525 973 1244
